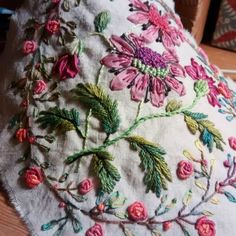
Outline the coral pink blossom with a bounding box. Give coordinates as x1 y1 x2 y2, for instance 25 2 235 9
195 217 216 236
28 136 37 144
101 33 185 107
16 128 27 143
127 0 185 48
24 167 44 188
127 201 148 221
46 19 60 34
54 54 80 80
78 178 94 195
177 160 194 180
185 58 220 107
228 137 236 151
217 82 232 99
34 80 47 94
23 40 37 55
85 224 104 236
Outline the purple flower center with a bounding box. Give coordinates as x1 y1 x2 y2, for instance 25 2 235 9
134 47 166 69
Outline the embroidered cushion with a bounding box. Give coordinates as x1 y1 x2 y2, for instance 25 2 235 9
0 0 236 236
212 0 236 51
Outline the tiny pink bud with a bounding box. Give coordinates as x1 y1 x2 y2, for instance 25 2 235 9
163 221 172 231
58 202 66 208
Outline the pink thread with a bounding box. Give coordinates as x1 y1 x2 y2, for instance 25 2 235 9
78 178 94 195
228 137 236 151
85 224 104 236
195 217 216 236
177 160 194 180
127 201 148 221
45 19 60 34
24 167 44 189
16 128 27 143
23 40 37 55
34 80 48 94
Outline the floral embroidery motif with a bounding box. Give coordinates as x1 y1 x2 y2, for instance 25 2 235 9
176 160 194 180
23 40 38 55
85 223 104 236
228 137 236 151
185 58 220 107
195 217 216 236
24 167 44 189
127 0 185 48
78 178 94 195
101 33 186 107
127 201 148 221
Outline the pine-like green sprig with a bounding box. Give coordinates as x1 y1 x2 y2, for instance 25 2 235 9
126 136 172 197
72 83 120 135
37 107 81 134
92 151 121 193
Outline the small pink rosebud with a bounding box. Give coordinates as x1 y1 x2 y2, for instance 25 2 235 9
58 202 66 208
28 136 37 144
45 19 60 34
34 80 47 95
78 178 94 195
23 40 37 55
97 203 105 213
163 221 172 231
223 160 231 168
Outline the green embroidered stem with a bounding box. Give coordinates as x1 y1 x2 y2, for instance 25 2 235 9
135 101 143 120
90 32 113 48
65 96 201 164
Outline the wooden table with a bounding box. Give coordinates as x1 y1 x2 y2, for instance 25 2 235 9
0 45 235 235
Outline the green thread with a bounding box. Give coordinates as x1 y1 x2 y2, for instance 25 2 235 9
83 109 92 149
94 11 111 33
132 58 169 78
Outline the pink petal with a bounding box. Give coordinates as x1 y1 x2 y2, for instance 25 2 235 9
110 67 138 90
101 54 132 68
127 12 149 24
110 35 134 55
162 50 179 64
185 65 198 80
207 93 220 107
165 76 186 96
170 64 185 78
141 25 159 43
131 74 149 101
151 79 165 107
130 0 149 11
129 33 145 48
162 32 173 49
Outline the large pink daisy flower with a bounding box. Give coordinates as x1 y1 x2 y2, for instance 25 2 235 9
101 33 186 107
127 0 185 48
185 58 220 107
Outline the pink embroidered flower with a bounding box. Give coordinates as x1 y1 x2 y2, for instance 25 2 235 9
85 224 104 236
78 178 94 195
28 136 37 144
127 0 185 48
217 82 232 99
34 80 47 94
23 40 37 55
127 201 148 221
54 54 80 80
228 137 236 151
163 221 172 231
24 167 44 188
195 217 216 236
101 33 185 107
177 160 194 180
45 19 60 34
185 58 220 107
16 128 27 143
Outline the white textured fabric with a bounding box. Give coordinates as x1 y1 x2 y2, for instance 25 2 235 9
0 1 236 236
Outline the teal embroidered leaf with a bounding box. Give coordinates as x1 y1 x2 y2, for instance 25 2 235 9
183 112 225 152
41 220 58 231
224 191 236 203
37 107 81 133
94 11 111 33
72 83 120 134
126 136 172 197
92 151 121 193
107 191 126 209
71 218 83 233
165 100 182 112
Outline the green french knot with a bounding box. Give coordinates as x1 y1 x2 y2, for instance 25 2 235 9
183 111 225 152
126 136 172 197
132 58 169 78
72 83 120 135
94 10 111 33
92 150 121 193
194 80 209 98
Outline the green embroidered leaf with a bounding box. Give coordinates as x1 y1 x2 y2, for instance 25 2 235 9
123 227 135 236
224 191 236 203
37 107 81 133
165 100 182 112
75 0 81 6
182 190 192 206
92 151 121 193
114 211 128 219
151 230 161 236
194 80 209 97
41 220 58 231
62 0 70 12
72 83 120 134
107 191 126 209
94 11 111 33
183 112 225 152
71 218 83 233
126 136 172 197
